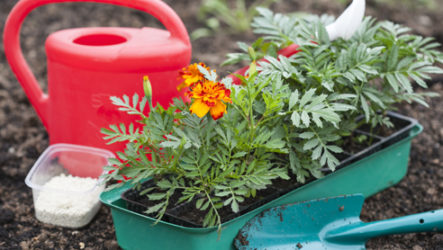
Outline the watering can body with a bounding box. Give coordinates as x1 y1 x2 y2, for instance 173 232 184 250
4 0 191 152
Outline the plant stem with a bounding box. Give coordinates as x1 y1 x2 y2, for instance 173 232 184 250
204 190 222 229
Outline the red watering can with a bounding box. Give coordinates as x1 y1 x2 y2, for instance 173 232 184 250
3 0 191 152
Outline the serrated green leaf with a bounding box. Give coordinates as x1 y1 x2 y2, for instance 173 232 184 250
289 90 299 110
139 97 147 112
359 65 378 75
320 151 327 166
123 95 130 105
198 64 217 82
410 73 428 88
317 22 330 44
299 132 315 139
232 152 248 158
332 103 356 111
301 111 310 127
223 197 233 206
139 187 155 196
266 139 285 149
119 123 126 134
387 45 399 71
231 200 239 213
234 189 248 196
395 72 412 93
303 138 319 151
201 200 211 211
363 91 385 108
215 191 231 197
235 196 244 203
327 145 343 153
203 210 212 227
311 145 323 160
386 73 399 93
196 198 205 209
291 112 301 127
312 113 323 127
360 95 370 122
159 140 180 148
145 202 164 214
157 180 172 189
300 89 316 107
420 66 443 74
132 93 139 108
289 151 297 172
147 193 166 201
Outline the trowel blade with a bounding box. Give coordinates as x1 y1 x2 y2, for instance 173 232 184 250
234 194 365 250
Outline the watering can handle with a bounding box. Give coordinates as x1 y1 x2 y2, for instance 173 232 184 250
3 0 190 129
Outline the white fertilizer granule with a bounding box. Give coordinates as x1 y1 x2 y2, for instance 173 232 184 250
34 174 103 228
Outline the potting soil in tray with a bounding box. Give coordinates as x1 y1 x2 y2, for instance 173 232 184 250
121 181 200 227
121 180 283 227
331 112 417 170
121 112 417 228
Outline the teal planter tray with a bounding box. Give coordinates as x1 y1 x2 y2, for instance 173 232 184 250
100 114 422 250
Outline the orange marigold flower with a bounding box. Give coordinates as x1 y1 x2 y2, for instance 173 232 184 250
177 62 211 91
187 80 231 120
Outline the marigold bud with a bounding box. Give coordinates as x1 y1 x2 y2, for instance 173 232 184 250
143 75 152 99
249 61 257 77
248 46 257 61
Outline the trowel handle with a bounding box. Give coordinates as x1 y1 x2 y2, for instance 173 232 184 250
3 0 190 129
326 209 443 242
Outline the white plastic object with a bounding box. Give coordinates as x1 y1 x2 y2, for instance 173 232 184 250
25 143 114 228
326 0 366 41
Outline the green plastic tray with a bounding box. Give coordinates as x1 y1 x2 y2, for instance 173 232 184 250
100 122 422 250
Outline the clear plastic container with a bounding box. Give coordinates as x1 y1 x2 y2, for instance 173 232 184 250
25 143 114 228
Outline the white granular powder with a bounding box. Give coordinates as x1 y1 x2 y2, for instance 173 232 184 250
34 174 103 228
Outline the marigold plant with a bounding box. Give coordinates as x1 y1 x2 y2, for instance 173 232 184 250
102 8 443 231
102 62 293 230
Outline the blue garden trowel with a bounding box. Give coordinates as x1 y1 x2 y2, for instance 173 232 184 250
234 194 442 250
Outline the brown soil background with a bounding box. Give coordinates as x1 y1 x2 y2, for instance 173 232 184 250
0 0 442 249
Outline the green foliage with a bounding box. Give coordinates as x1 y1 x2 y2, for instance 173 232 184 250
103 8 442 231
102 69 297 231
225 9 442 126
191 0 278 40
335 0 437 10
223 9 442 175
376 0 437 10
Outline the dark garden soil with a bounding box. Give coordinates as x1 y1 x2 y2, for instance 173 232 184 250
0 0 442 249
